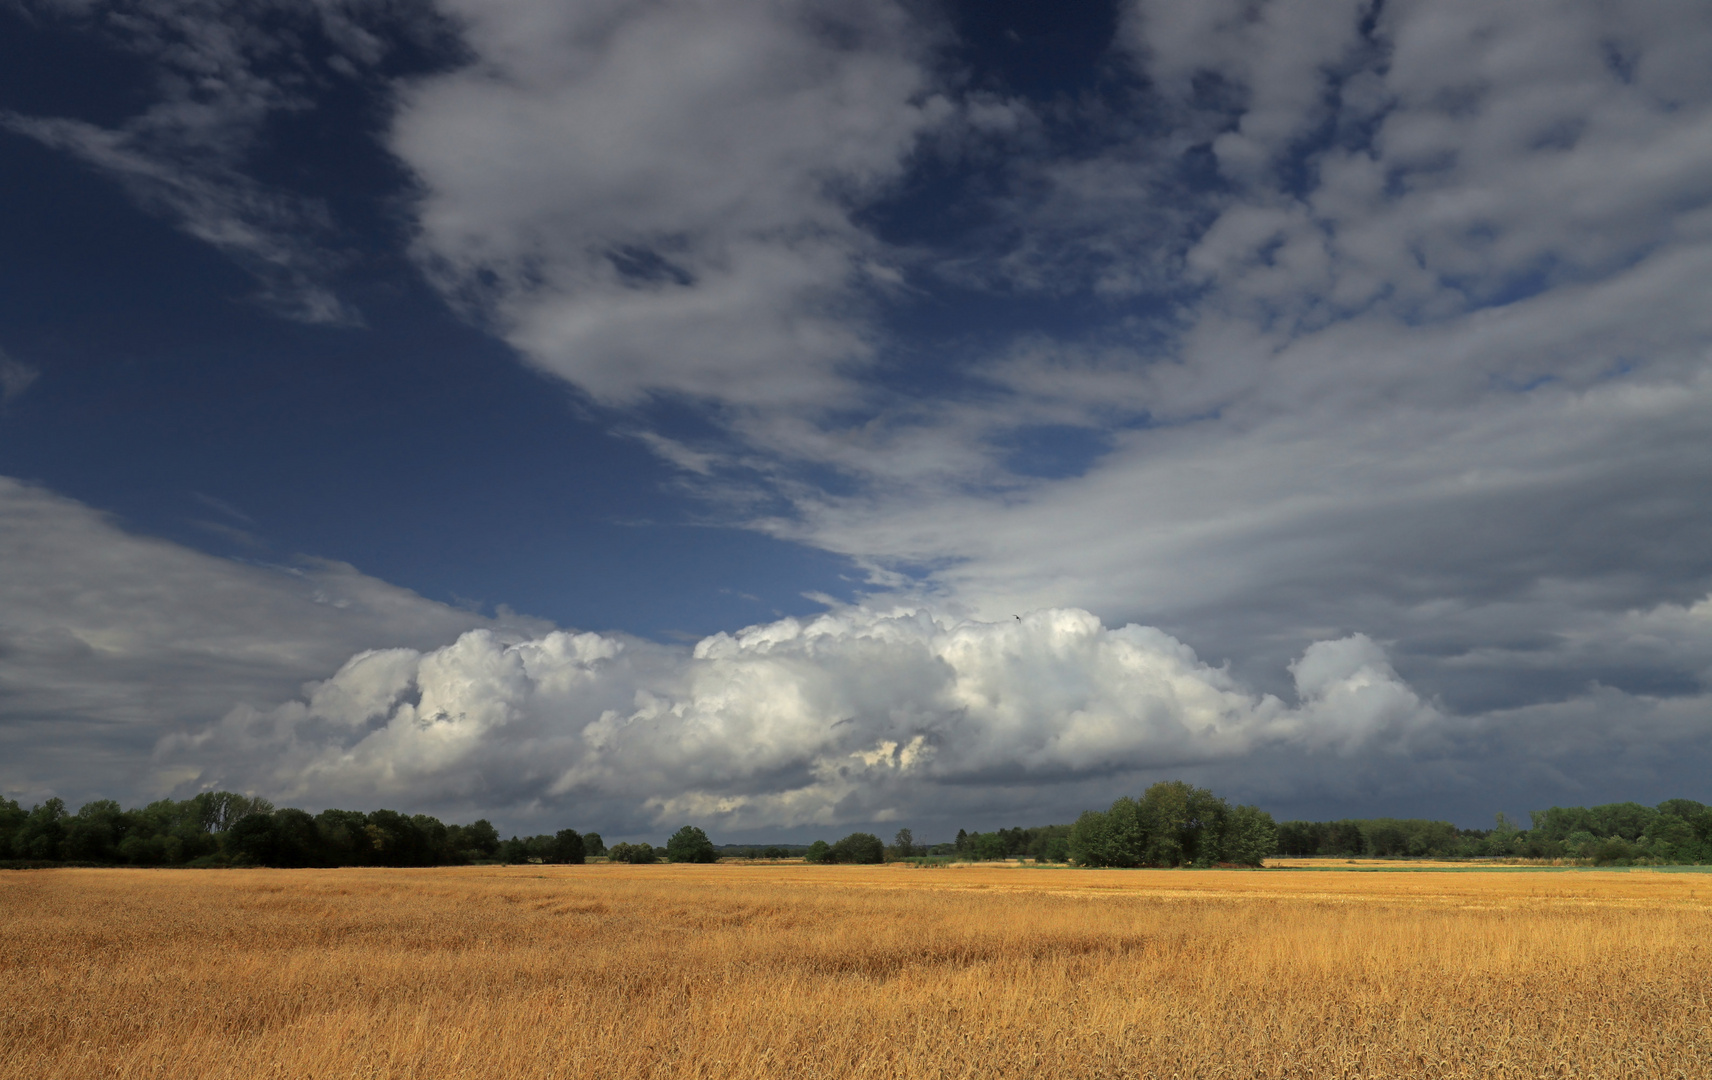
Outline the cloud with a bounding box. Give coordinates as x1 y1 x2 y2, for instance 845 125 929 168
2 112 355 324
753 0 1712 722
164 605 1451 832
0 0 423 323
0 350 39 403
391 0 949 409
0 476 548 806
157 597 1712 833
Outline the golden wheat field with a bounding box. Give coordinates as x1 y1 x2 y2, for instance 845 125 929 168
4 863 1711 1080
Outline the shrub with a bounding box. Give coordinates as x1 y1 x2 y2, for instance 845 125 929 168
608 841 658 864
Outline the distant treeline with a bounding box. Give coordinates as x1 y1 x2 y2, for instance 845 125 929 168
8 788 1709 870
912 782 1275 868
0 793 605 868
1276 798 1712 865
1065 781 1277 868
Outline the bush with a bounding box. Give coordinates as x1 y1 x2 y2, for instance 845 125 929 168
665 825 718 863
1591 836 1634 866
608 841 657 864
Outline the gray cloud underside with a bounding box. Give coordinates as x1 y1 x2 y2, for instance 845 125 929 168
160 599 1712 836
0 477 547 808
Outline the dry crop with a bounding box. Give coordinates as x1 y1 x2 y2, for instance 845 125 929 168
3 863 1710 1079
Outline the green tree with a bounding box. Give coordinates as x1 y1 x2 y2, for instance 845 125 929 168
1068 808 1113 866
972 832 1007 861
315 809 376 865
1037 835 1071 862
1275 821 1319 857
607 841 657 864
226 812 281 865
803 840 831 863
828 833 885 864
1219 805 1277 867
892 828 915 858
583 831 606 857
665 825 717 863
63 800 126 863
549 828 587 864
271 808 322 867
446 818 501 862
0 796 24 857
1591 802 1657 841
15 798 68 860
195 791 274 834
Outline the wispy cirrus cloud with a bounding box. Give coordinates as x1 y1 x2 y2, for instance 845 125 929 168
0 0 436 323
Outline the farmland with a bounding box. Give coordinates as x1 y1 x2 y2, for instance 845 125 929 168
4 863 1710 1079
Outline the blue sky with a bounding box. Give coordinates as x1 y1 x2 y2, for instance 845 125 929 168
3 0 1711 840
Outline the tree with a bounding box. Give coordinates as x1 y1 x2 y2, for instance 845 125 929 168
448 818 501 862
583 831 606 857
1068 809 1113 867
972 832 1007 861
549 828 587 864
1140 782 1199 867
607 841 657 864
1275 821 1319 857
665 825 717 863
828 833 885 864
195 791 274 834
226 812 281 865
63 800 126 863
315 809 376 865
892 828 915 858
804 840 831 863
271 808 321 867
1219 805 1277 867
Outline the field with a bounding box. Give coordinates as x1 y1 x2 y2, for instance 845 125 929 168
4 864 1710 1079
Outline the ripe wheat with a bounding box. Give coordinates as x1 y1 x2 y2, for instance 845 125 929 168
3 863 1709 1079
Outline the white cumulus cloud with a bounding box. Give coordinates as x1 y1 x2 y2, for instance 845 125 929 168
163 606 1443 832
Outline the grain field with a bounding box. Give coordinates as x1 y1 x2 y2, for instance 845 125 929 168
3 863 1710 1079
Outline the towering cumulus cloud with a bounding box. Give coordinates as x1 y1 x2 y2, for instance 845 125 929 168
165 608 1438 831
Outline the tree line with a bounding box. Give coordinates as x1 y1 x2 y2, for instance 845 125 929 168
0 792 606 869
7 788 1708 869
1275 798 1712 865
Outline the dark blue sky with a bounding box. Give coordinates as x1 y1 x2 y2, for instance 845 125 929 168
0 0 1143 641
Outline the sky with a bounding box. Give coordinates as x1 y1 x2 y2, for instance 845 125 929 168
3 0 1711 842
